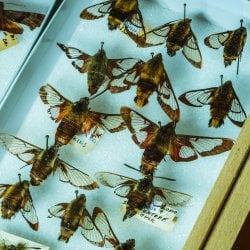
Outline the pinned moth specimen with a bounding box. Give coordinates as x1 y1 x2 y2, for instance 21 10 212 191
0 133 98 189
121 106 234 174
139 4 202 68
0 241 41 250
204 19 247 72
48 191 104 244
39 84 126 145
88 207 135 249
179 76 247 128
57 42 142 95
80 0 146 45
95 171 191 220
116 53 180 122
0 1 45 34
0 174 38 231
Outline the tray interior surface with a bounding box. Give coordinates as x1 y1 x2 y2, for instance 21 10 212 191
0 0 249 249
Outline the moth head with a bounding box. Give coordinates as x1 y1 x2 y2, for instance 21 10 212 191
122 239 135 249
74 97 90 113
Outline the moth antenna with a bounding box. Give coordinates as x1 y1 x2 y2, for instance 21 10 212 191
19 164 29 170
236 19 244 75
240 19 243 28
220 75 223 86
75 190 79 198
158 121 162 127
124 163 140 173
150 52 154 58
184 3 187 20
100 41 104 51
89 88 108 100
45 135 49 150
154 175 176 182
18 173 22 183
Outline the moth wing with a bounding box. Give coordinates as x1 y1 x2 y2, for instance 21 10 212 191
114 183 134 197
154 187 192 207
48 203 68 218
178 88 216 107
108 58 142 93
95 172 136 188
39 84 72 122
184 135 234 157
89 111 126 133
80 1 112 20
57 43 91 73
0 184 10 198
142 23 172 47
5 10 45 30
120 106 159 149
228 95 247 127
0 133 41 164
182 31 202 68
56 159 99 190
81 209 104 247
92 207 120 248
0 16 23 34
204 31 231 49
120 11 146 46
21 193 39 231
157 72 180 122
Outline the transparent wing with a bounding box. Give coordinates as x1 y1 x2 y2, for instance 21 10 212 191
204 31 230 49
0 133 41 164
157 71 180 122
4 10 45 30
120 106 159 149
114 184 132 197
95 172 135 188
48 203 68 218
228 96 247 127
154 187 192 207
90 111 126 133
57 43 91 73
178 88 216 107
39 84 72 122
56 159 99 190
182 32 202 68
80 1 112 20
21 193 39 231
92 207 120 248
0 184 9 198
81 209 104 247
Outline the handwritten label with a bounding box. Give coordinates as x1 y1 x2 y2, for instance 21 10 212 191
122 201 177 232
0 32 19 51
70 126 105 154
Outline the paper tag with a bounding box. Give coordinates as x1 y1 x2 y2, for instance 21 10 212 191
0 32 19 51
70 126 105 154
122 201 177 232
0 230 49 249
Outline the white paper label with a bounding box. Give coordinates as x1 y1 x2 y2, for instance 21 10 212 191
0 32 19 51
122 201 177 232
70 126 105 154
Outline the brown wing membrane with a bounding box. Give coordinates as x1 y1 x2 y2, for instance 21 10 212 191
39 84 72 122
57 43 91 73
178 88 216 107
204 31 230 49
120 106 159 149
92 207 120 248
80 1 112 19
0 133 41 164
56 159 99 190
0 16 23 34
4 10 45 30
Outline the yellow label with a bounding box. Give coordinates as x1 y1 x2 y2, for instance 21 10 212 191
122 201 177 232
70 126 105 154
0 32 19 51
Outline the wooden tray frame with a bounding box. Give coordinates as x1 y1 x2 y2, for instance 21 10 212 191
184 116 250 249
